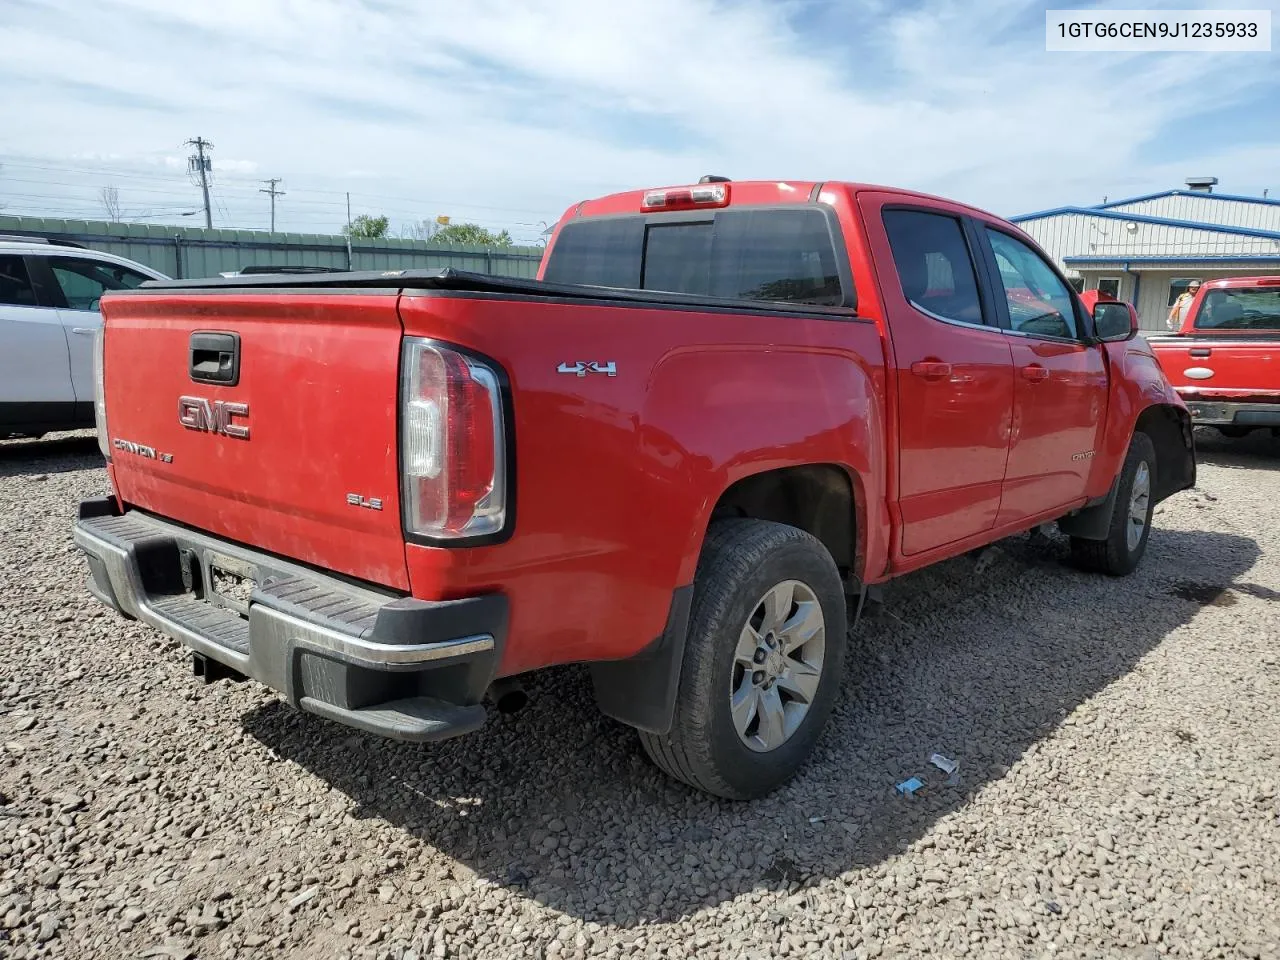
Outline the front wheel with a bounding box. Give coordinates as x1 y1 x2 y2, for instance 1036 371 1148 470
639 519 847 800
1069 432 1157 576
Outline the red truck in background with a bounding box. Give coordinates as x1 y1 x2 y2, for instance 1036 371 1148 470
75 178 1195 800
1147 276 1280 437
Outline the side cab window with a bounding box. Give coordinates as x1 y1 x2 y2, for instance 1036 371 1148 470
882 208 990 327
982 229 1082 341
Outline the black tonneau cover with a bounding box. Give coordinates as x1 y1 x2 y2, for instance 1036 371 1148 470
132 267 859 319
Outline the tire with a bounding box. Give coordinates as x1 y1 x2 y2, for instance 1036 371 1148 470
639 519 847 800
1069 432 1157 577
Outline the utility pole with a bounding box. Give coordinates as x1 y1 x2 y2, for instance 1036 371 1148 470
185 137 214 228
345 192 353 270
259 178 285 232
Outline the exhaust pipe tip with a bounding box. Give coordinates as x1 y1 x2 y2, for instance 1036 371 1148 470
489 677 528 715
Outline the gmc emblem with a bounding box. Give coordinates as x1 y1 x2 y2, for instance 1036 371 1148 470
178 396 250 439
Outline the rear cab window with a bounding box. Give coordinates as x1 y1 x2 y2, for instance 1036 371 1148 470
543 207 847 307
1192 285 1280 330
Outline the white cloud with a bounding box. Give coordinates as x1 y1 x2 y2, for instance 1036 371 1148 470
0 0 1275 238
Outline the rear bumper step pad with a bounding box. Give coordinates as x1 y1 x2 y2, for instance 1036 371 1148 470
74 497 507 742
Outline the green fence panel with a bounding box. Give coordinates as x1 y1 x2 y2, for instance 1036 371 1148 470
0 214 544 280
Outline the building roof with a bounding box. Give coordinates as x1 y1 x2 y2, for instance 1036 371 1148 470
1008 205 1280 241
1065 255 1280 265
1097 189 1280 210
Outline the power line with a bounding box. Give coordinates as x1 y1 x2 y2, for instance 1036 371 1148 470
184 137 214 228
0 157 560 217
259 178 285 232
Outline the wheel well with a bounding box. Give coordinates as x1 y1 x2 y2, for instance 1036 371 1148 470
1135 404 1195 503
708 465 856 581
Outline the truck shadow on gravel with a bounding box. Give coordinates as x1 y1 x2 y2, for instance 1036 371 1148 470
0 434 101 477
1192 427 1280 470
241 524 1258 927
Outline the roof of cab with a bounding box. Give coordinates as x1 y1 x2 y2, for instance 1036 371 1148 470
567 179 1011 225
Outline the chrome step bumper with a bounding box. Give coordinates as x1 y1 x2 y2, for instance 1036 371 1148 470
74 497 507 742
1181 398 1280 427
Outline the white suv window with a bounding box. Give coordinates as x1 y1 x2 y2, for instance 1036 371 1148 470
0 255 39 307
49 257 153 311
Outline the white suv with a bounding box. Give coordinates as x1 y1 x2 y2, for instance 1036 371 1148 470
0 236 168 438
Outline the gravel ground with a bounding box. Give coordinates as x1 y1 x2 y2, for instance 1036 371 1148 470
1 429 1278 960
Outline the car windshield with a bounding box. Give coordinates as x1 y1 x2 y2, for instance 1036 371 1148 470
1191 286 1280 330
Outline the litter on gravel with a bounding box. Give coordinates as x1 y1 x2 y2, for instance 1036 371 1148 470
929 753 958 775
895 777 924 797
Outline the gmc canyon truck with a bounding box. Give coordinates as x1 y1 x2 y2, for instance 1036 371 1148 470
1147 275 1280 437
75 179 1195 800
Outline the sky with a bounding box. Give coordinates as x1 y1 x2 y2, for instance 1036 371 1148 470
1 0 1277 243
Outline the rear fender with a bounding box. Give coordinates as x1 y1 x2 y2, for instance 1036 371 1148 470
642 340 888 589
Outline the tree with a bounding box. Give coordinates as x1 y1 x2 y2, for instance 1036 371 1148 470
430 222 513 247
343 214 389 239
403 219 442 241
99 186 122 222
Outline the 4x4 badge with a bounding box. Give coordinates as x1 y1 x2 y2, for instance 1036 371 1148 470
557 361 616 377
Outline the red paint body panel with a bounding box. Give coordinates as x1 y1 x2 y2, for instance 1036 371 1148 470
398 295 886 675
96 180 1193 682
999 338 1108 525
1150 276 1280 400
100 292 411 590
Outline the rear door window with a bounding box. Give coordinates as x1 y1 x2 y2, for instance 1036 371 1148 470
881 209 987 326
49 257 154 311
543 207 845 306
0 255 39 307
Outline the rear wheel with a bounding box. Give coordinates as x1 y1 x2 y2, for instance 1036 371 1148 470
1070 432 1156 576
639 519 846 800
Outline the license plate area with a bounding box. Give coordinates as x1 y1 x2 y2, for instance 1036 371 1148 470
206 552 258 617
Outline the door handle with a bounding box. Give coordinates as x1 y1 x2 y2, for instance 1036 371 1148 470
71 327 96 336
910 361 952 381
1021 364 1050 383
1189 348 1211 358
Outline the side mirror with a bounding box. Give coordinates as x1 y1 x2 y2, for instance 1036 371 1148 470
1093 300 1139 342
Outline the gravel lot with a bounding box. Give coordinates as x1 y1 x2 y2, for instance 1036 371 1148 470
2 429 1278 960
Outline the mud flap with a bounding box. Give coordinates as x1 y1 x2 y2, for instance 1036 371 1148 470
588 585 694 735
1057 479 1120 541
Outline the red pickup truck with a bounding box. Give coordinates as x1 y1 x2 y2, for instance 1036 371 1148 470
1147 276 1280 437
75 179 1195 799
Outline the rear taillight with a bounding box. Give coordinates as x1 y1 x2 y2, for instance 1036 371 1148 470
93 326 110 461
400 339 506 539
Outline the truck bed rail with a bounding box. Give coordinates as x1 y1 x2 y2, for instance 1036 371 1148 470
129 267 860 319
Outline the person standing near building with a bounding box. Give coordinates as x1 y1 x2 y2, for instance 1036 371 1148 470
1167 279 1201 330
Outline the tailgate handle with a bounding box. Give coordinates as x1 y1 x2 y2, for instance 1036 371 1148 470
189 332 241 386
1189 348 1211 358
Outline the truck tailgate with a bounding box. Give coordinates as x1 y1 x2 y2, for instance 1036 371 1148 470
100 291 409 590
1150 335 1280 396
